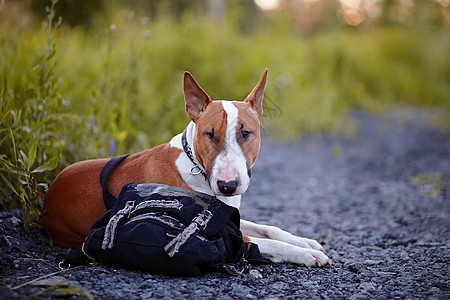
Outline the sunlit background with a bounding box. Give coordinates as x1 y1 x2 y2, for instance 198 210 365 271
15 0 450 32
0 0 449 210
255 0 450 27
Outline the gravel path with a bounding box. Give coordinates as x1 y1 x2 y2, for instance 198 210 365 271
1 111 449 299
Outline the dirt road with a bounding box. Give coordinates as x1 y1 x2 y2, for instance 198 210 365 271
1 112 449 299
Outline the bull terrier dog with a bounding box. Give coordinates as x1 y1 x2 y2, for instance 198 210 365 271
42 69 331 267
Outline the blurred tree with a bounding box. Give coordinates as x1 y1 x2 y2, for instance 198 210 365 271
28 0 264 30
378 0 448 29
25 0 450 31
30 0 104 27
380 0 395 25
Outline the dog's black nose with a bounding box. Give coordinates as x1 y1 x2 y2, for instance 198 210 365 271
217 180 238 196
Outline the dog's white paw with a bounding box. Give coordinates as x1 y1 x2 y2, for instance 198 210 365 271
273 247 331 267
240 221 327 253
251 237 332 267
295 248 332 267
290 236 326 252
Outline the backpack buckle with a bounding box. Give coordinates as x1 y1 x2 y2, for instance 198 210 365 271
164 209 213 257
193 216 207 230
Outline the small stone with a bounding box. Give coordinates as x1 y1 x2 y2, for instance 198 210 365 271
249 269 263 279
2 235 13 248
429 287 440 293
350 293 367 300
359 282 376 290
270 281 289 292
10 217 21 227
347 263 360 273
364 259 382 266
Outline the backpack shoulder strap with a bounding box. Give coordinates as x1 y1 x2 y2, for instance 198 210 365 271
100 154 130 210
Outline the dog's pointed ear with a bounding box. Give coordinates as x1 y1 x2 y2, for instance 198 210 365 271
184 72 212 122
244 69 268 119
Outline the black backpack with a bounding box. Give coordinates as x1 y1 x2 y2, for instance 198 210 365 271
58 155 266 276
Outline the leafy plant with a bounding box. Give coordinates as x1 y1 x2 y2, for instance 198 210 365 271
25 278 94 300
410 172 442 198
0 0 62 228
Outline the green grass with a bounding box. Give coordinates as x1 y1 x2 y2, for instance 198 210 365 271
1 2 449 227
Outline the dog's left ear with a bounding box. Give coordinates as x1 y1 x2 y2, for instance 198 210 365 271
244 69 268 119
184 72 212 122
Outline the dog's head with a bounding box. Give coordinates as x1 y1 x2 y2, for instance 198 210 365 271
183 70 267 197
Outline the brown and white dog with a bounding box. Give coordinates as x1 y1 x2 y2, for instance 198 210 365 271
42 69 331 267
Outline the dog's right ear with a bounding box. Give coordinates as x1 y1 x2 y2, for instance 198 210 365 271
184 72 212 122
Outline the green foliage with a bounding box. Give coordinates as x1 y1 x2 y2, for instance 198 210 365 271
0 0 61 228
0 2 449 228
25 278 94 300
410 172 442 198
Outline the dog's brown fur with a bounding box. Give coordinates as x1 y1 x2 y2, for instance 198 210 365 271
41 144 190 248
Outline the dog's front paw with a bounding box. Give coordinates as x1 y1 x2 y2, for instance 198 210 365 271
258 225 327 252
291 248 332 267
290 236 326 253
260 239 332 267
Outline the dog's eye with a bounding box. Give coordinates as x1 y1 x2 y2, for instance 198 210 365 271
205 129 215 141
241 130 251 140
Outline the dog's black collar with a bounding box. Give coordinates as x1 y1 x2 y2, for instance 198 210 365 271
182 128 208 181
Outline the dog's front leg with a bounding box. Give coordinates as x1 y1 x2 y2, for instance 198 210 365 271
241 220 332 266
247 236 331 267
241 220 325 251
